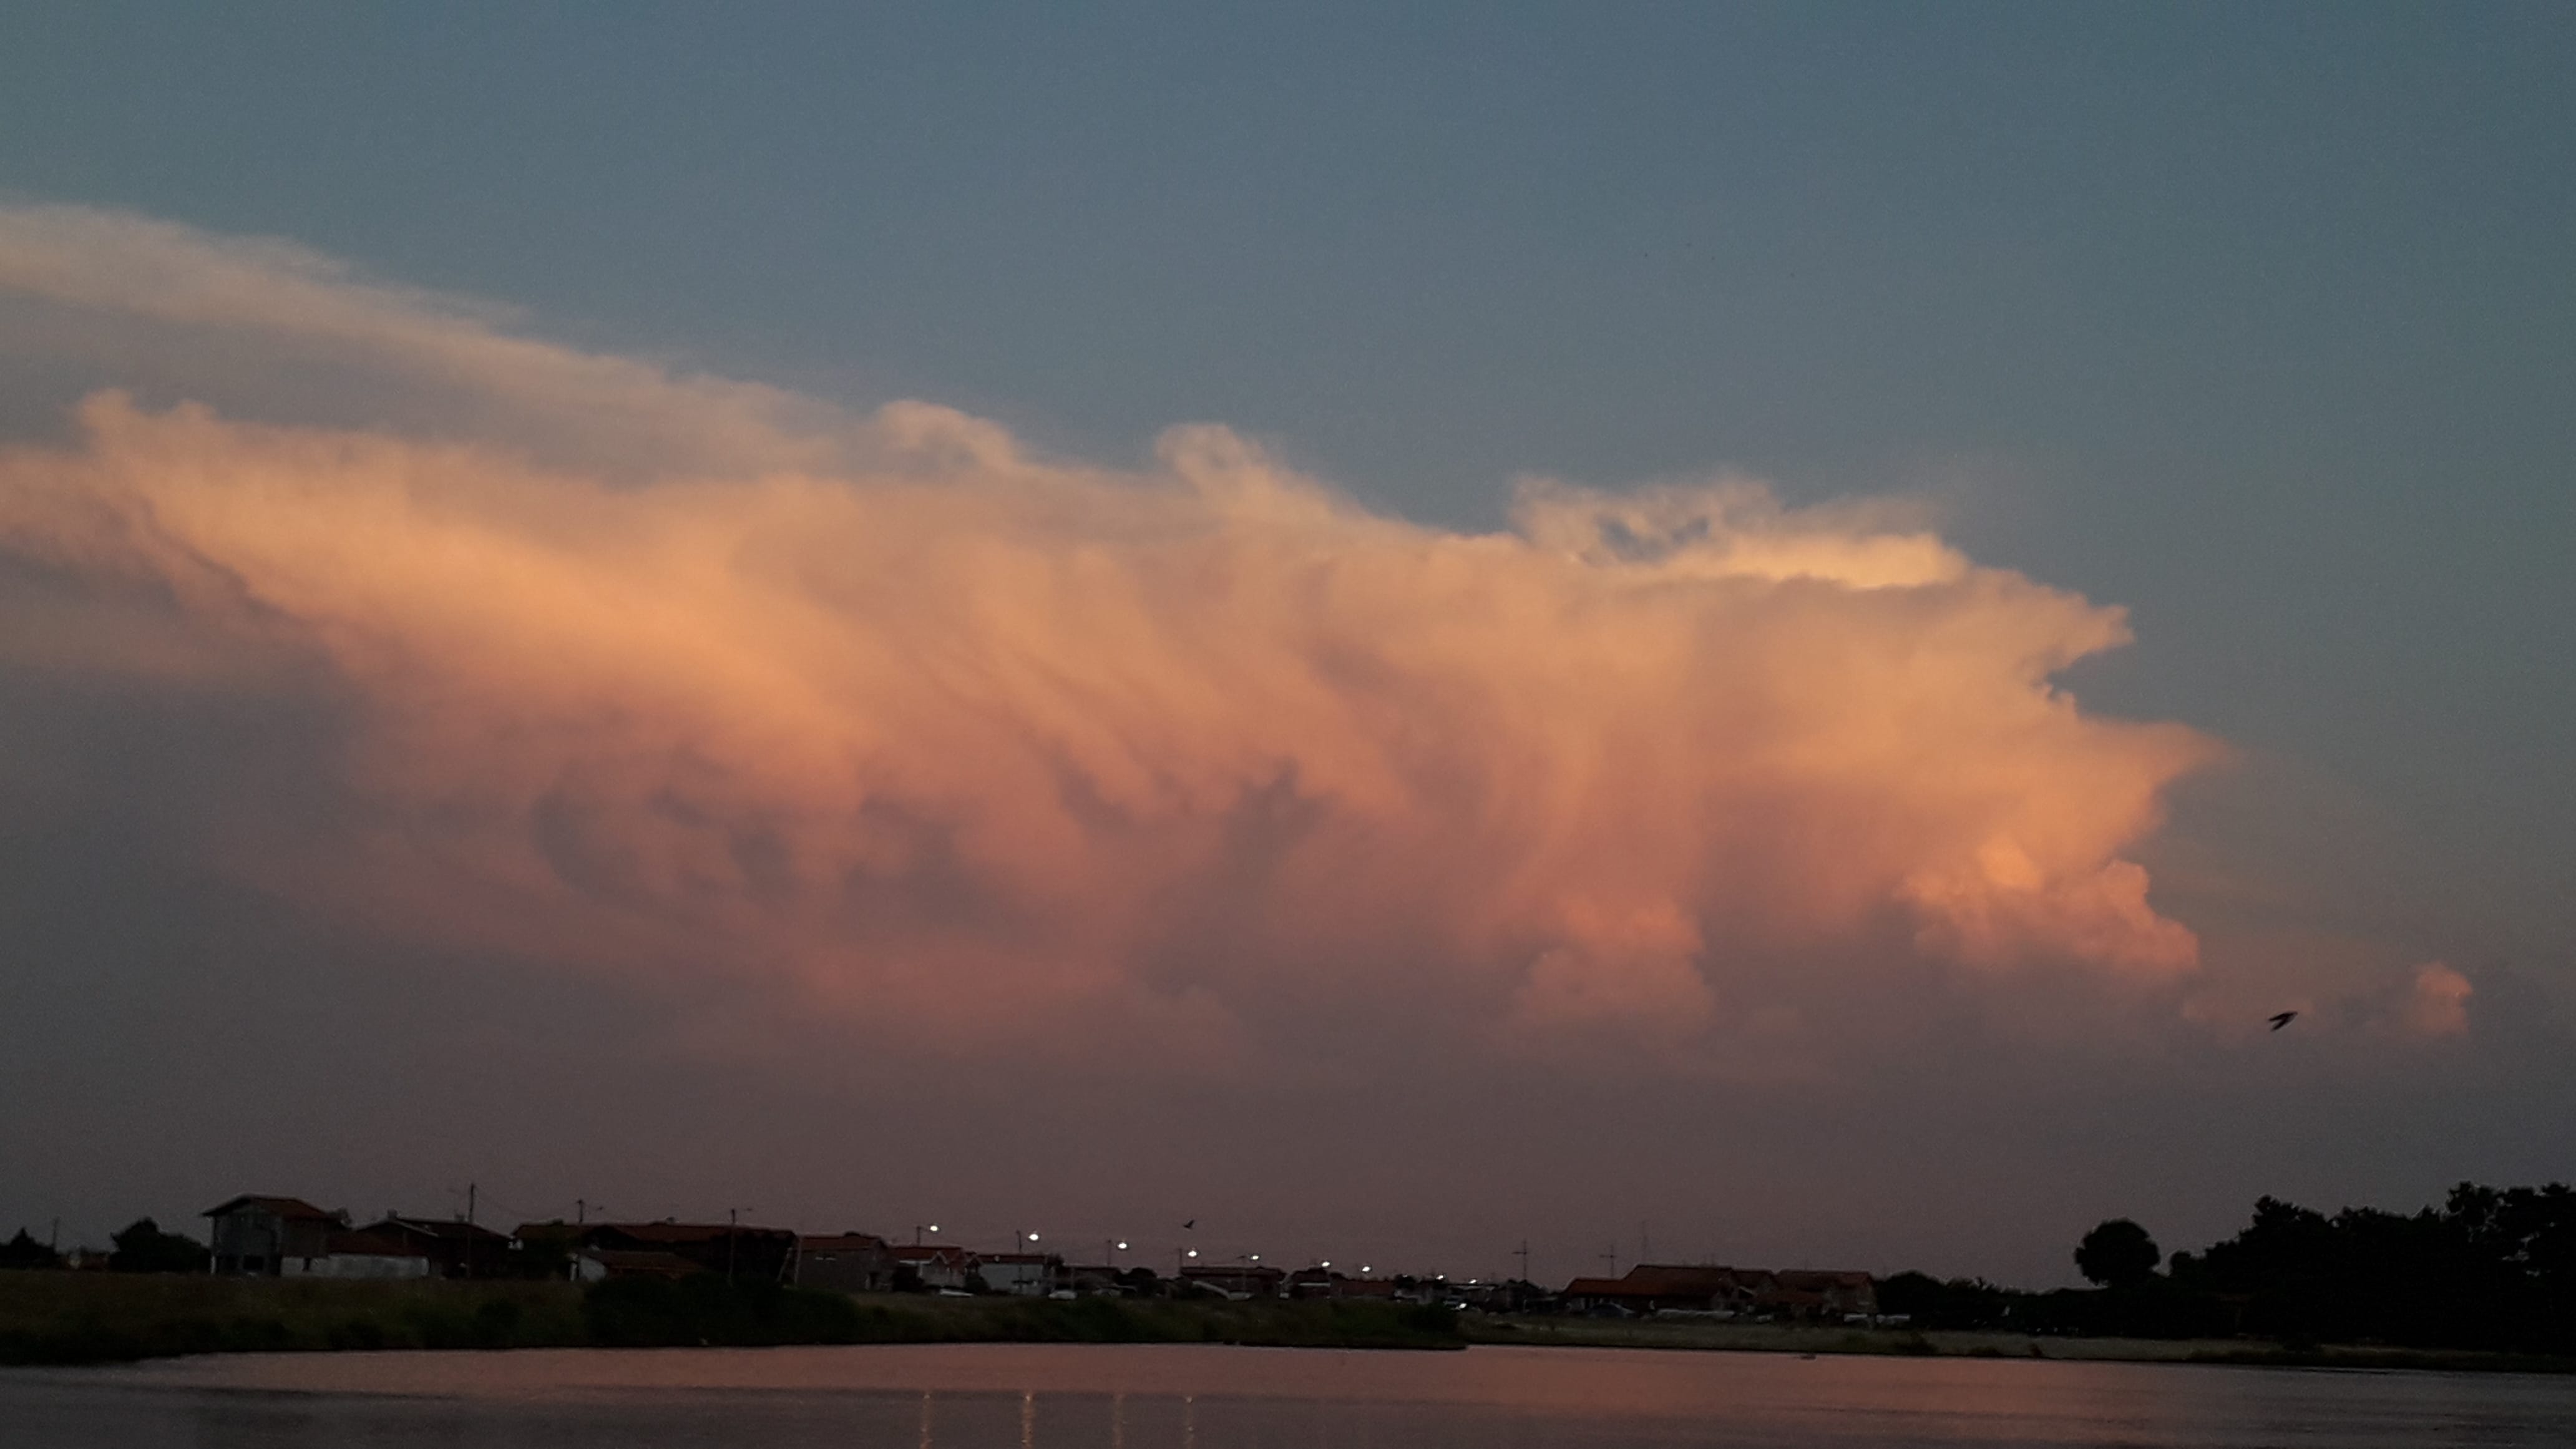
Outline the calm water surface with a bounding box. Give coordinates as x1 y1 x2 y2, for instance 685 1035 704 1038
7 1343 2574 1448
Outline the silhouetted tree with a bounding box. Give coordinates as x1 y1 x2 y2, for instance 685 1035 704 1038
2173 1183 2576 1352
1875 1271 2024 1330
0 1227 62 1270
2075 1219 2160 1287
110 1217 208 1273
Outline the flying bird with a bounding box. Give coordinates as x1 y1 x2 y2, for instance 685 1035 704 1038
1181 1219 1196 1230
2268 1011 2298 1031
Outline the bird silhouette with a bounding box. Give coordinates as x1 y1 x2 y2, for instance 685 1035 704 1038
2268 1011 2298 1031
1181 1219 1196 1230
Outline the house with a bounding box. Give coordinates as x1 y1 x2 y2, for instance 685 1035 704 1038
976 1251 1060 1296
570 1247 701 1282
1179 1263 1285 1299
891 1242 973 1291
1561 1264 1754 1315
1285 1269 1400 1302
203 1196 345 1276
280 1228 433 1280
364 1216 515 1279
794 1233 897 1294
1559 1263 1880 1321
1763 1269 1878 1321
1451 1279 1528 1312
1060 1263 1128 1295
577 1221 798 1282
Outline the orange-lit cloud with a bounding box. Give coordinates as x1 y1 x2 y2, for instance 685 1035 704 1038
2401 962 2473 1038
0 205 2224 1066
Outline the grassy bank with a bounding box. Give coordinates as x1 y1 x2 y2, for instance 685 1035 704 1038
1465 1314 2576 1373
0 1274 1461 1365
0 1273 587 1364
21 1276 2557 1375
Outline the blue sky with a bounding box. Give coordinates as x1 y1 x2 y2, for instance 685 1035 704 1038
0 3 2569 1277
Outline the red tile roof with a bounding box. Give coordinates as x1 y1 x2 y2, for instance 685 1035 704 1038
578 1247 701 1279
373 1215 512 1244
201 1195 338 1222
323 1229 427 1258
589 1221 792 1245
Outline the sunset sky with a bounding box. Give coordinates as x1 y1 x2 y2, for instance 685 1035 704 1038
1 4 2569 1287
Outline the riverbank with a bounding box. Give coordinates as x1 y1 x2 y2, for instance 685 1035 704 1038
1464 1312 2576 1374
11 1275 2570 1374
0 1274 1462 1365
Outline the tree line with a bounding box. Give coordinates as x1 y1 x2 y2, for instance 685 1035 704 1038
1884 1181 2574 1354
0 1219 206 1274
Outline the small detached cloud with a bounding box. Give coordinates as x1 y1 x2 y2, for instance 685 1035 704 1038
2401 962 2474 1038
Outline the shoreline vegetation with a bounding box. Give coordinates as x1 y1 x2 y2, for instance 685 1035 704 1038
1458 1314 2576 1376
4 1274 2570 1374
0 1275 1463 1365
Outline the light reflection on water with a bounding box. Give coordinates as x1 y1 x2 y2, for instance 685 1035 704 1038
7 1342 2575 1448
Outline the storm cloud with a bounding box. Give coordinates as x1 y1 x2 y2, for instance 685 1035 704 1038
0 205 2540 1285
0 205 2226 1076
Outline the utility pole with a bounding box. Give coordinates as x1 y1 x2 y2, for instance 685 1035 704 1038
1514 1240 1531 1282
727 1207 739 1286
576 1199 587 1227
464 1184 477 1280
1601 1246 1618 1278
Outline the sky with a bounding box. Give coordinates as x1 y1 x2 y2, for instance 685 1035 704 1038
0 3 2570 1288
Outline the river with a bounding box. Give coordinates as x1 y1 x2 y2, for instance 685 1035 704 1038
7 1342 2574 1447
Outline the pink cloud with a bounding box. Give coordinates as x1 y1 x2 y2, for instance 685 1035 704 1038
0 204 2225 1070
2402 962 2473 1038
0 392 2219 1060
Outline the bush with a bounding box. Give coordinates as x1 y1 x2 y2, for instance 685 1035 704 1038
109 1219 209 1274
582 1275 864 1347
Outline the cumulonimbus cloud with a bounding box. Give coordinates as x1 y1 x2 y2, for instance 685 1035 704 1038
0 205 2223 1064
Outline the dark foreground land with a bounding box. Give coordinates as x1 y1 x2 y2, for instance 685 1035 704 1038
9 1274 2574 1374
0 1274 1463 1365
